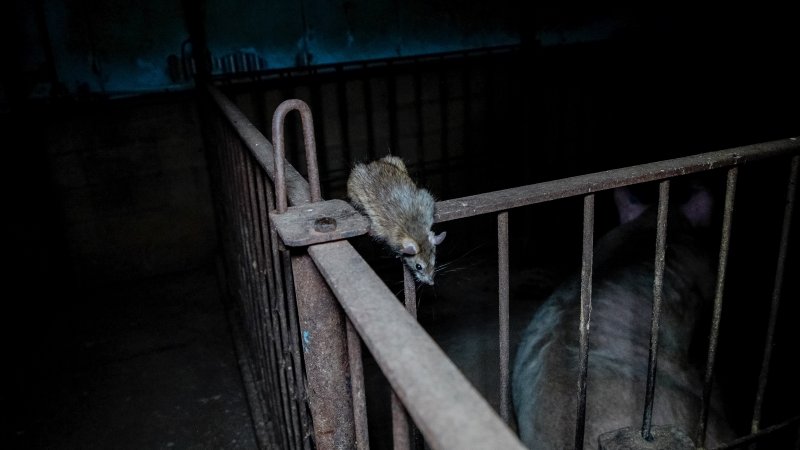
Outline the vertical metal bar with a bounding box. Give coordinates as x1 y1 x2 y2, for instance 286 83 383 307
391 389 411 450
254 169 294 450
390 265 418 450
414 71 425 176
574 194 594 450
336 68 353 164
362 75 376 159
279 249 305 449
696 167 738 447
230 133 292 448
272 99 322 209
309 84 330 194
239 143 291 448
263 171 297 449
438 69 450 195
641 180 670 440
403 259 418 318
387 68 399 154
347 317 370 450
497 211 511 423
751 155 799 433
243 150 282 434
291 254 357 448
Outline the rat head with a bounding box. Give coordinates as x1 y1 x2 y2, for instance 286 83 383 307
400 230 447 285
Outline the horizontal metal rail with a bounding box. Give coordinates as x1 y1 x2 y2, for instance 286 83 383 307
308 240 526 450
434 137 799 223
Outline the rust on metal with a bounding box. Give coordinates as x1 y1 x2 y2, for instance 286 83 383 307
272 99 323 213
497 211 511 424
716 415 800 449
308 240 526 449
434 137 800 224
575 194 594 449
207 85 312 207
346 318 370 450
290 254 357 448
641 180 670 440
269 199 369 247
392 264 418 449
751 154 798 434
392 389 411 450
696 167 738 447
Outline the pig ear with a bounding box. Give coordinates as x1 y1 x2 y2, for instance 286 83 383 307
429 231 446 246
613 187 648 224
401 238 419 255
680 185 713 228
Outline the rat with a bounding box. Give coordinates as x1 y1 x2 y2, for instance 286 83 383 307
346 155 446 285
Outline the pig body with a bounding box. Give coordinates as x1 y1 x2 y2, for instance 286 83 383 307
511 186 734 449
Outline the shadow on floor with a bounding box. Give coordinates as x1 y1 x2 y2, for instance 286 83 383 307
6 265 257 450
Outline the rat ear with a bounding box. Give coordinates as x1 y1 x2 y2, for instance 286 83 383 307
401 238 419 255
429 231 446 246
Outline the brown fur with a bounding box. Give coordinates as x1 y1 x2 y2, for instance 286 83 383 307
347 156 445 285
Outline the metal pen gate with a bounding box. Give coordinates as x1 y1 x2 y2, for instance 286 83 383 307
199 71 799 448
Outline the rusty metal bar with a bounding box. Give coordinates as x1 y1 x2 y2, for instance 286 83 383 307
751 154 799 433
227 130 281 442
308 241 526 449
335 68 353 165
291 254 356 448
387 71 398 154
438 69 450 192
242 148 283 439
414 71 426 175
574 194 594 450
434 137 800 223
696 167 738 447
278 249 309 448
362 76 376 159
403 262 418 318
497 211 511 423
272 99 322 212
346 317 370 450
220 118 293 448
641 180 670 440
206 85 312 206
392 388 411 450
390 265 419 449
713 415 800 450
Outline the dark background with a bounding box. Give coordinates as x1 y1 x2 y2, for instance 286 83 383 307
3 1 798 448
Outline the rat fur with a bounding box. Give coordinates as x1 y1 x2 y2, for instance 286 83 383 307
347 155 446 285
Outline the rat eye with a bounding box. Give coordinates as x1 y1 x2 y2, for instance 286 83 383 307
415 264 423 271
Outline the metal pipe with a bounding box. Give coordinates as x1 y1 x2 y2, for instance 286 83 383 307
291 254 356 448
347 317 370 450
696 167 738 447
497 211 511 423
751 155 799 433
272 99 322 212
574 194 594 449
641 180 670 440
434 137 800 224
390 264 418 449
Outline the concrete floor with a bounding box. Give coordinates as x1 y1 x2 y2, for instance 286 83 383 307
8 265 258 450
